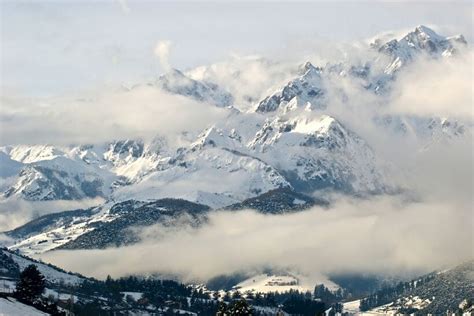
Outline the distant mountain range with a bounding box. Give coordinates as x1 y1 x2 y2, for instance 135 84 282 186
1 26 468 207
0 26 470 259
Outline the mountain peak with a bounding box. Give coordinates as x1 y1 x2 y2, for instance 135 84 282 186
161 68 186 79
156 68 234 107
374 25 466 75
414 25 441 38
299 61 320 75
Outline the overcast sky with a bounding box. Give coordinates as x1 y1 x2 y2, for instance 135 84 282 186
1 0 472 96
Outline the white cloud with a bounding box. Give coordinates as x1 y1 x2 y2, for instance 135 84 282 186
116 0 131 14
0 197 104 232
389 51 473 119
154 41 172 72
39 194 473 283
37 124 474 283
0 86 228 146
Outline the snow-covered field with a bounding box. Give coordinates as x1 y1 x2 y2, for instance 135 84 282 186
232 273 337 294
121 291 143 301
343 299 361 314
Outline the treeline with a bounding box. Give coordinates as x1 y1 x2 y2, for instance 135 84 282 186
1 258 344 315
72 275 204 315
232 289 326 315
70 276 330 315
359 274 436 311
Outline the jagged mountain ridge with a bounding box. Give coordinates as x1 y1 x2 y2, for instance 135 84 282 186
255 62 326 113
0 25 470 218
156 68 234 107
0 111 388 208
374 25 467 75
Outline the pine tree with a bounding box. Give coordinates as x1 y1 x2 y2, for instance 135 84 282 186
228 298 253 315
15 264 46 303
216 301 228 316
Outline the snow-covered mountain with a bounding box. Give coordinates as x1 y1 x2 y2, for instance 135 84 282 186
0 112 388 207
255 62 326 113
373 25 467 75
248 114 386 194
0 26 471 255
155 68 234 107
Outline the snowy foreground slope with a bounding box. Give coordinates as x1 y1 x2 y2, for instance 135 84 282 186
1 248 85 285
0 297 49 316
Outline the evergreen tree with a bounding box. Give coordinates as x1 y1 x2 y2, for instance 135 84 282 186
216 301 228 315
15 264 46 303
228 298 253 315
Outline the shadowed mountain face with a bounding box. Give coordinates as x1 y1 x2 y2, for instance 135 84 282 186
225 187 328 214
6 199 209 252
6 188 320 252
359 261 474 314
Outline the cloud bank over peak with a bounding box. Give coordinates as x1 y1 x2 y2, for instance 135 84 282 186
0 86 228 146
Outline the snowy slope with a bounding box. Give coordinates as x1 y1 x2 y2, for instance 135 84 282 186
7 204 114 256
232 273 338 294
249 114 386 193
0 152 23 178
255 62 326 113
3 156 116 201
114 141 290 208
6 198 209 253
342 299 362 314
374 25 466 75
156 68 234 107
0 297 49 316
0 139 172 201
0 249 84 285
358 261 474 314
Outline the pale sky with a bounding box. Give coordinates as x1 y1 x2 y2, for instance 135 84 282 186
1 0 472 96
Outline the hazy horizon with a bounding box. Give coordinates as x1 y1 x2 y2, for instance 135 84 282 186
1 1 472 96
